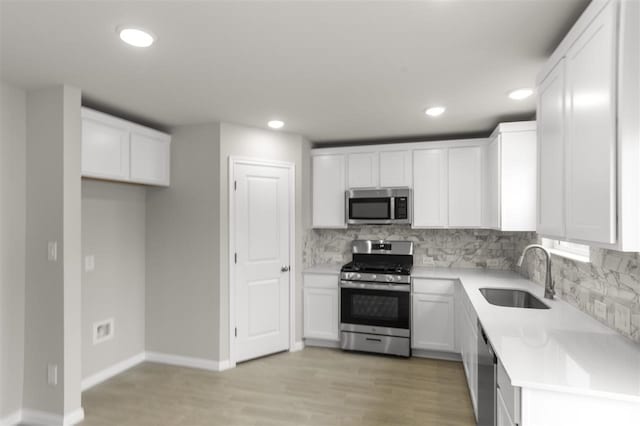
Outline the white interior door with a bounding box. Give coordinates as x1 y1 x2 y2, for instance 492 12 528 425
234 162 291 363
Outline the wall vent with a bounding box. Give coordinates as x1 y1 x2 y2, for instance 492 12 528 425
93 318 114 345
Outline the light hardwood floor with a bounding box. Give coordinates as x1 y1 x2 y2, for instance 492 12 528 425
81 348 475 426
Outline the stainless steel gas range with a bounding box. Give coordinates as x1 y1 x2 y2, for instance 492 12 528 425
339 240 413 357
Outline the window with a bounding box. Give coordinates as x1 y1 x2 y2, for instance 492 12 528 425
541 238 590 262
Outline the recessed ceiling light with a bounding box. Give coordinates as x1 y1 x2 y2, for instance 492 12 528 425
268 120 285 129
508 88 533 100
118 27 155 47
425 106 446 117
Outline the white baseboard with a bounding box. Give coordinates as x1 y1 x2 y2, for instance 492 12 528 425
412 348 462 362
2 407 84 426
81 352 146 391
20 409 63 426
290 340 305 352
0 410 21 426
303 338 340 348
63 408 85 426
146 351 223 371
217 359 232 371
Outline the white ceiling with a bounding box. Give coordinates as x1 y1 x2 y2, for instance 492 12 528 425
0 0 588 143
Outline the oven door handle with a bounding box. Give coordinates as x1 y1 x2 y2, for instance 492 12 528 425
340 281 410 292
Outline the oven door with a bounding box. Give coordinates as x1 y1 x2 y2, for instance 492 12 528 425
340 281 410 335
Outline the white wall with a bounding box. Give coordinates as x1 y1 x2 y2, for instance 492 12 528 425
146 123 221 361
23 85 82 417
218 122 311 362
81 180 146 379
0 81 26 420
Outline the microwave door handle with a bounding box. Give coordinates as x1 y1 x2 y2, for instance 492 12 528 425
390 197 395 220
345 191 349 223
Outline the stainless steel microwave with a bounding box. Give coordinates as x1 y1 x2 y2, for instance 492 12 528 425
345 188 412 225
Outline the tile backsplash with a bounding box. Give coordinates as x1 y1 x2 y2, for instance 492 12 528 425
303 227 535 269
521 244 640 344
304 227 640 345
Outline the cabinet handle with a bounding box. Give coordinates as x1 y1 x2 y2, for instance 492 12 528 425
365 337 382 343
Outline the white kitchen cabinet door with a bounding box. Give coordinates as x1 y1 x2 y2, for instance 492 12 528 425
312 154 347 228
348 152 378 188
81 112 130 181
500 128 537 231
537 59 567 238
565 2 617 244
303 287 339 341
413 149 448 228
130 131 171 186
379 150 411 187
483 135 500 229
412 294 455 352
449 146 482 227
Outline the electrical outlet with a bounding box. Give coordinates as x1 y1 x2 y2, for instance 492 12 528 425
85 255 95 272
594 300 607 321
47 364 58 386
421 255 435 266
93 318 114 344
614 304 631 335
47 241 57 262
487 259 500 268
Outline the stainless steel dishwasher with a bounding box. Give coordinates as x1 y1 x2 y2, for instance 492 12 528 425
477 320 497 426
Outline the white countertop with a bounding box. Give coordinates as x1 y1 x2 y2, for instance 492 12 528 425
412 267 640 403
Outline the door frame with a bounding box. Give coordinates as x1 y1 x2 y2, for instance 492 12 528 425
228 156 296 368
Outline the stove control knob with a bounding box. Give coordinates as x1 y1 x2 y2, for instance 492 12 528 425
386 275 393 282
372 274 377 280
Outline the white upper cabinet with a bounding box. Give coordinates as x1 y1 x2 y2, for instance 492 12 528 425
483 135 500 229
81 109 130 181
312 154 347 228
537 60 567 238
81 107 171 187
536 0 640 250
413 148 448 228
347 150 411 189
347 152 378 189
449 146 483 227
130 131 171 186
484 122 537 231
379 150 412 187
565 1 617 244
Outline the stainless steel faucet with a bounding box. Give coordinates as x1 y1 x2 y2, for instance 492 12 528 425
517 244 555 300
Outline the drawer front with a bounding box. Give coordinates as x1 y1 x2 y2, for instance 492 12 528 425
497 359 521 423
304 273 338 289
413 278 456 295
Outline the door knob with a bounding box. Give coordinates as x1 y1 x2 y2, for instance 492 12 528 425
281 265 290 272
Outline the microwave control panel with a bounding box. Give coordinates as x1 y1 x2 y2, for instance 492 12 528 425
395 197 408 219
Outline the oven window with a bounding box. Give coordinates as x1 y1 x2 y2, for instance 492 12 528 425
341 288 409 329
351 293 398 322
349 198 391 219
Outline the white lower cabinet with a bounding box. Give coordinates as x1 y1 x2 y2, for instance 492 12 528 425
303 273 339 342
411 278 455 352
458 289 478 419
412 294 455 352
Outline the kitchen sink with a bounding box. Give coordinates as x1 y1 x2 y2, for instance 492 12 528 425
479 288 550 309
